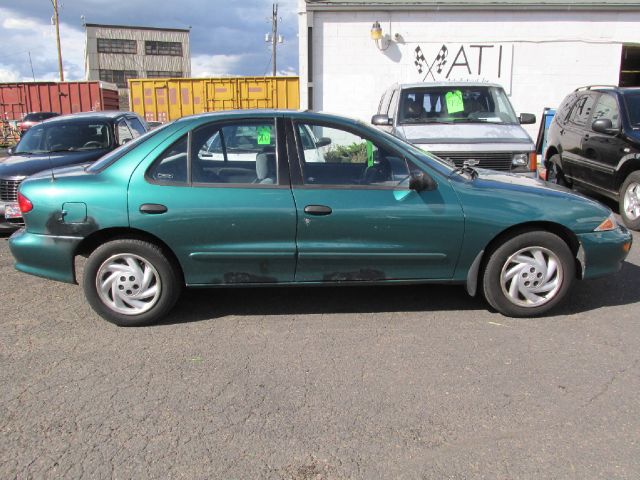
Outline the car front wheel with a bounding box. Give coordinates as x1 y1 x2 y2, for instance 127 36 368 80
619 171 640 231
83 239 181 326
482 231 575 317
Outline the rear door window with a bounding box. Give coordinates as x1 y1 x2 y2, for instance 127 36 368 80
569 94 596 126
192 120 277 185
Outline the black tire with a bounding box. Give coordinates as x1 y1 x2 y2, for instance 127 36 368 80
618 171 640 231
83 239 181 326
482 231 575 317
546 154 569 187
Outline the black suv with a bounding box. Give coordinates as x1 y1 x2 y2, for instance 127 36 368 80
544 86 640 229
0 111 148 231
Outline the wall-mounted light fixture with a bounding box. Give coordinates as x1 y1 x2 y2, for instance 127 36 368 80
370 21 391 51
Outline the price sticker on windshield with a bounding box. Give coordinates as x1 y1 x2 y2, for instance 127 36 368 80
445 90 464 114
257 126 271 145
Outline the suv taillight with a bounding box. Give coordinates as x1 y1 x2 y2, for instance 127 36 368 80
18 192 33 214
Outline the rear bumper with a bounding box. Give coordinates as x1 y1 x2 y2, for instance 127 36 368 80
9 229 81 284
578 227 633 280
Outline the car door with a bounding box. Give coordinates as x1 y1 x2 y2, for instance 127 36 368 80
561 92 597 183
128 116 297 285
287 118 465 282
582 92 627 193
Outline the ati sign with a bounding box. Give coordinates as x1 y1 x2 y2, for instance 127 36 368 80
410 43 513 89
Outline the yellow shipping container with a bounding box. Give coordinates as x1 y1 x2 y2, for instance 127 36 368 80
128 76 300 123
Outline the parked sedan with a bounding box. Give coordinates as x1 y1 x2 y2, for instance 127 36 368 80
17 111 59 136
0 111 147 230
9 110 632 326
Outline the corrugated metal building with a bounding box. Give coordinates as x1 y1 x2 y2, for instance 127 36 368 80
298 0 640 137
84 23 191 110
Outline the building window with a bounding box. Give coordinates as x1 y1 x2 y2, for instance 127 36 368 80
146 70 183 78
99 69 138 88
145 40 183 56
97 38 137 54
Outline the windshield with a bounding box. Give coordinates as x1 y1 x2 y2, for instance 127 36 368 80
86 121 174 173
624 93 640 127
16 120 111 154
398 86 518 125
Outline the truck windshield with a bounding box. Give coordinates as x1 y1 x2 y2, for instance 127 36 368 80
398 86 518 125
624 93 640 127
16 120 111 154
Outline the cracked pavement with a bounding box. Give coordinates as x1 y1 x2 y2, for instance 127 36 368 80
1 227 639 479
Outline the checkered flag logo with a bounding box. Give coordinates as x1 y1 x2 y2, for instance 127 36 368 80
434 45 448 74
414 46 426 74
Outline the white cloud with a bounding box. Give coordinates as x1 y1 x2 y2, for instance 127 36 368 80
0 68 20 82
0 7 85 81
2 16 41 31
191 53 245 77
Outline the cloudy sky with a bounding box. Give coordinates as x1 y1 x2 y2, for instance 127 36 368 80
0 0 299 82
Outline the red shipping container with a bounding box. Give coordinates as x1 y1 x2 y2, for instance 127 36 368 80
0 81 119 121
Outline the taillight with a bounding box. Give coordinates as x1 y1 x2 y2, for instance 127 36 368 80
17 192 33 214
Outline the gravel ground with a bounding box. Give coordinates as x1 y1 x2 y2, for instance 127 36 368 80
1 226 639 479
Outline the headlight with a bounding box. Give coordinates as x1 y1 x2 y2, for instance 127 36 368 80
511 153 529 167
594 213 618 232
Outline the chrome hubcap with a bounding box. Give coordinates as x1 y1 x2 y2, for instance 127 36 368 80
96 254 161 315
623 182 640 221
500 246 563 308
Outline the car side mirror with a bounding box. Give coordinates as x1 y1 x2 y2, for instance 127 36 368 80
6 147 14 155
315 137 331 148
409 171 437 192
592 118 618 135
518 113 536 125
371 114 393 126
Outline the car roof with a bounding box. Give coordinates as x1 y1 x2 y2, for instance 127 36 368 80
176 109 366 126
398 81 504 89
42 110 138 124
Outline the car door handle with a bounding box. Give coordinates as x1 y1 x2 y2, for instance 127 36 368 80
304 205 332 216
139 203 168 214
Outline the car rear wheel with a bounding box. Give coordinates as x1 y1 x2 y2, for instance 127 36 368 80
83 239 181 326
619 171 640 231
546 154 568 187
482 231 575 317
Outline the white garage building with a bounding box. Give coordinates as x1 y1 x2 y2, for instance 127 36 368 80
298 0 640 137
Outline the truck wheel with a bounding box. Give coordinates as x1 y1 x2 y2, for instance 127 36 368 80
619 171 640 231
482 231 575 317
546 154 568 187
83 239 181 326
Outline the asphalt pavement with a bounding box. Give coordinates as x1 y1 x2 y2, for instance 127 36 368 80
1 226 639 479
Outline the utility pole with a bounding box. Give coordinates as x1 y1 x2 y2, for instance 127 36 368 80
271 3 278 77
52 0 64 81
265 3 283 76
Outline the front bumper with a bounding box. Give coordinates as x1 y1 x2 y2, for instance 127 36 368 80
578 226 633 280
9 229 81 284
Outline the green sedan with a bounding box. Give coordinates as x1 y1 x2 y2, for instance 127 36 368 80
9 110 633 326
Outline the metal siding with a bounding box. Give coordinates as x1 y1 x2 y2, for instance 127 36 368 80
0 81 119 120
128 77 300 122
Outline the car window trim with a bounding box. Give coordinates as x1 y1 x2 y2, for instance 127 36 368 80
145 116 291 189
288 117 411 190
